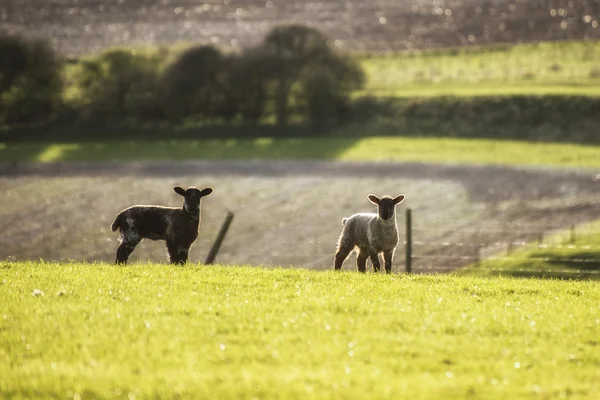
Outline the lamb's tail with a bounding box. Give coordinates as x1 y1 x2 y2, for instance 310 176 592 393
342 218 348 225
110 213 123 232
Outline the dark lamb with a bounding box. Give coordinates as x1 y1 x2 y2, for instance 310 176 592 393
110 186 213 265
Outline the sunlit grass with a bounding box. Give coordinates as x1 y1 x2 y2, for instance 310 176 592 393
1 262 599 398
1 137 599 168
360 41 600 97
358 83 600 98
335 137 600 167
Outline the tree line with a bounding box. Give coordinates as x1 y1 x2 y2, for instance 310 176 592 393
0 25 365 128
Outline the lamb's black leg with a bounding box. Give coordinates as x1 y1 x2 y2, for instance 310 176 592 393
166 241 180 264
177 247 189 265
383 249 394 274
369 250 381 273
334 243 353 271
356 249 368 273
115 242 138 265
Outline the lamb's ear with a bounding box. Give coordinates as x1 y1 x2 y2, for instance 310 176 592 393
368 194 380 205
393 195 406 204
200 187 214 197
173 186 186 196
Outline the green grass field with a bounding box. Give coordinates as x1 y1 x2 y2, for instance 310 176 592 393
461 220 600 280
1 262 599 399
360 41 600 97
1 137 599 168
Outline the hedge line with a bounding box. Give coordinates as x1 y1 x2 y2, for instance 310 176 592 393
349 96 600 143
1 27 599 144
1 25 363 128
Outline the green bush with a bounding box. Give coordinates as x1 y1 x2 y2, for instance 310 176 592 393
355 95 600 143
75 49 164 121
215 51 270 122
300 55 365 127
0 32 63 124
0 34 29 95
160 45 226 121
301 67 344 127
257 24 365 126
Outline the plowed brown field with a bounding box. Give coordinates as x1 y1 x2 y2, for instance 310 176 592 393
3 0 600 55
1 161 599 273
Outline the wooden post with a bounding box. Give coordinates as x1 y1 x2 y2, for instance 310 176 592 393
405 208 412 274
205 211 234 265
570 225 576 244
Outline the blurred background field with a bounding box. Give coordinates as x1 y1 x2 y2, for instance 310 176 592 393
3 0 600 54
360 41 600 97
1 0 600 279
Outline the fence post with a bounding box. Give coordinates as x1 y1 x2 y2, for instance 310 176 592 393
405 208 412 274
570 225 576 244
205 211 234 265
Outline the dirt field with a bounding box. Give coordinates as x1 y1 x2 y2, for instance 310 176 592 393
1 160 599 273
3 0 600 55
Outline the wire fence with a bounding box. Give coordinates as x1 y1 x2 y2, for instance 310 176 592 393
399 210 600 278
2 221 599 279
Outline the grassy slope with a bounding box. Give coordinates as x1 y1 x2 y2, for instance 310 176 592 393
1 262 599 399
360 41 600 97
1 137 600 168
460 220 600 280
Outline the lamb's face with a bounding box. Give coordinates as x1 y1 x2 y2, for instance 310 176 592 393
174 186 214 213
368 194 406 221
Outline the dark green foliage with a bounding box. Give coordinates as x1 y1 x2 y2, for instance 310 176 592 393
0 25 358 129
257 24 365 125
300 55 365 127
76 49 163 121
350 95 600 143
160 45 226 120
0 33 29 95
301 67 345 127
0 32 63 124
216 51 270 122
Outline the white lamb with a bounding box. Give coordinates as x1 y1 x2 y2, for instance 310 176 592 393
334 194 405 273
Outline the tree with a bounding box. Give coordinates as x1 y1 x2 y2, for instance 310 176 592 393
257 24 365 126
216 50 271 122
160 45 226 120
0 33 29 97
0 32 63 124
76 49 163 120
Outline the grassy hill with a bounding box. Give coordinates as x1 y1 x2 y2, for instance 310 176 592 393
1 262 599 398
361 41 600 98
